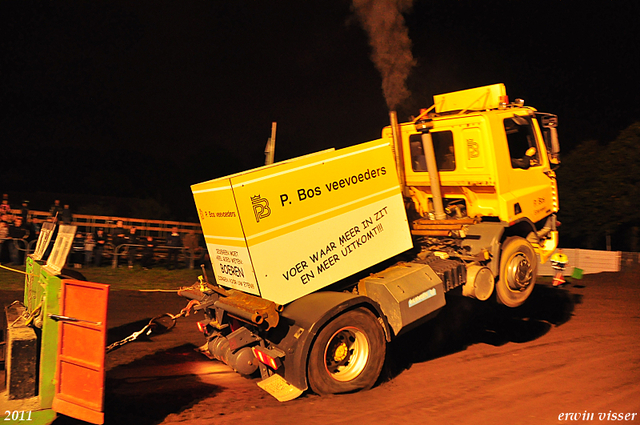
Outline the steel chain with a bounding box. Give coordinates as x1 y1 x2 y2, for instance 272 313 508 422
105 310 186 353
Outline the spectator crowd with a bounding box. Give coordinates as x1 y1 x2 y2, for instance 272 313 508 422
1 193 205 270
0 193 42 266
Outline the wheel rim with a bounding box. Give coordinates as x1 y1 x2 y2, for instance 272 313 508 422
505 252 533 291
323 326 370 382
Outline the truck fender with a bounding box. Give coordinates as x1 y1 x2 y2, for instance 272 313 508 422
273 291 390 392
464 222 506 277
463 220 536 277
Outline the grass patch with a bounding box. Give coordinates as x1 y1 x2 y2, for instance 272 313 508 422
0 264 204 292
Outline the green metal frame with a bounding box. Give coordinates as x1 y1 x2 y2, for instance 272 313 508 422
21 256 62 425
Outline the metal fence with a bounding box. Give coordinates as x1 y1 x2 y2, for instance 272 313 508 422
18 209 202 238
108 243 205 269
0 238 34 265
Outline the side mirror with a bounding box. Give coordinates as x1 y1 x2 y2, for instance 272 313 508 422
537 113 561 165
549 127 560 164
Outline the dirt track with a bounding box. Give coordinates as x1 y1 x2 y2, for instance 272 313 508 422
2 267 639 424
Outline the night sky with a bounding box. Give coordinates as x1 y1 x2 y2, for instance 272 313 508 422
2 1 639 220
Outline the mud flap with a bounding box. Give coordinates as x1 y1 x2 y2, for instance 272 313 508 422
51 280 110 425
256 373 304 402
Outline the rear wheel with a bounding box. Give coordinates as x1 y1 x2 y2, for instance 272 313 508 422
496 236 537 307
308 307 385 395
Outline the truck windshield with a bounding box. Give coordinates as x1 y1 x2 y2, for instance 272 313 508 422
504 116 540 169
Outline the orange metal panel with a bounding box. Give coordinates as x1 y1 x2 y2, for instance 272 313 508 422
52 279 110 425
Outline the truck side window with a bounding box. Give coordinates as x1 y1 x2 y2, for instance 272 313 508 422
504 117 540 169
409 131 455 172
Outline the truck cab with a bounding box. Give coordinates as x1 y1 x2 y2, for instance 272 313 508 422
382 83 560 306
385 84 558 224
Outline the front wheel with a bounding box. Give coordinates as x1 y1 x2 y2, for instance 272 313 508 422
308 307 386 395
496 236 537 308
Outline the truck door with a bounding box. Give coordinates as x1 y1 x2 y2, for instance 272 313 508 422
501 114 556 223
51 279 110 425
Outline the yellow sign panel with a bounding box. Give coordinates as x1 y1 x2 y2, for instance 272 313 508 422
434 83 507 113
192 139 413 305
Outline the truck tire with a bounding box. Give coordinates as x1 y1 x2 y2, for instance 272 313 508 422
496 236 537 307
307 307 385 395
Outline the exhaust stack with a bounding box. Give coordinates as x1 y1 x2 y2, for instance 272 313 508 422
415 118 446 220
389 111 406 194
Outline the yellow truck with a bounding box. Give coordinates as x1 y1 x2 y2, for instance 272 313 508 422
179 83 561 401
